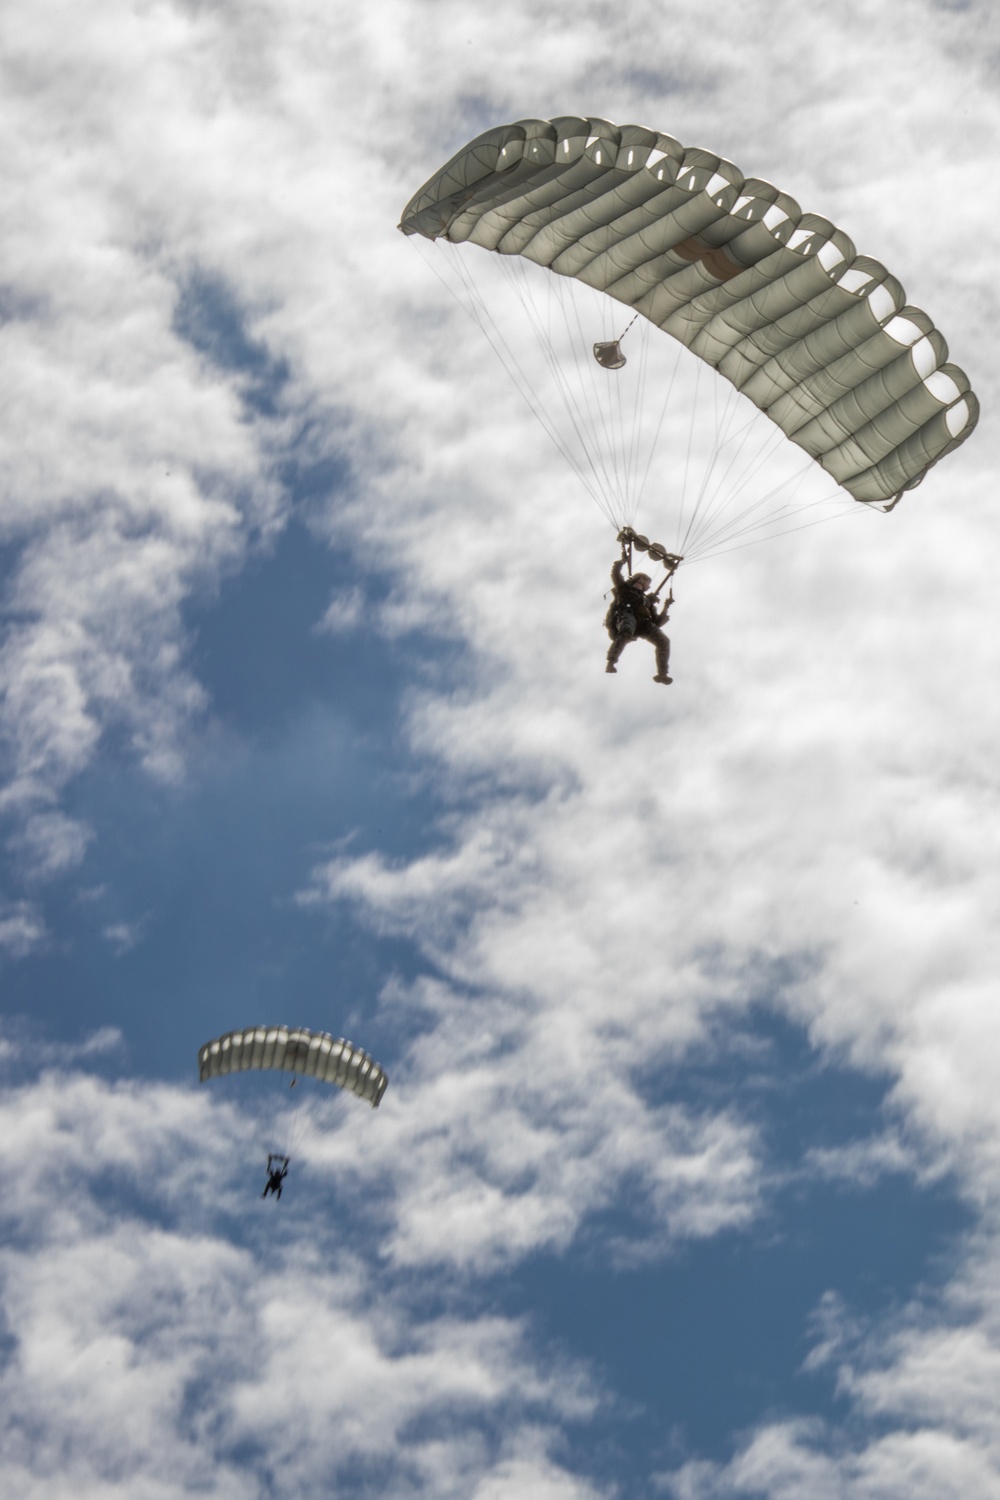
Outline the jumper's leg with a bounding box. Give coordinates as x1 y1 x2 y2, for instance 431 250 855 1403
606 634 630 674
650 630 672 685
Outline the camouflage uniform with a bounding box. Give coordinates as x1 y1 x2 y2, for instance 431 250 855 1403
605 559 672 683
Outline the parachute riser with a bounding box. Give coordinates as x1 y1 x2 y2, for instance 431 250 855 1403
617 526 683 593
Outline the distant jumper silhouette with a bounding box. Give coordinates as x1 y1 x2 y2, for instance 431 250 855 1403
262 1154 289 1200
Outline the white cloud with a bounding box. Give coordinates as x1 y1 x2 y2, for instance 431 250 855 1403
657 1229 1000 1498
802 1131 940 1190
0 899 46 957
7 809 93 880
316 585 366 633
102 918 148 955
3 0 995 867
0 1060 603 1499
2 0 999 1492
662 1417 1000 1500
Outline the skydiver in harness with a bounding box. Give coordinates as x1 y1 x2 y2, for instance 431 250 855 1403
262 1154 289 1200
605 528 682 685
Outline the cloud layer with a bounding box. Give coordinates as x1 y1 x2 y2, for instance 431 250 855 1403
1 0 999 1494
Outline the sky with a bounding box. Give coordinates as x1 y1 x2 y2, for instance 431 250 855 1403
1 0 999 1495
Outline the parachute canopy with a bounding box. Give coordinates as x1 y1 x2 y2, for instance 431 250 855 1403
198 1026 388 1109
400 116 977 509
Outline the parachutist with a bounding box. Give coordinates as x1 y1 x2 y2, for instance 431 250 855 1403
605 546 674 684
262 1154 290 1200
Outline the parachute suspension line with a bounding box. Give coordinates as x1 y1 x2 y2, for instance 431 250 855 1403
418 243 868 561
269 1070 361 1160
667 348 833 561
625 319 652 520
680 396 744 548
423 241 615 523
594 216 643 526
683 407 790 556
450 254 589 488
603 292 625 504
677 373 740 555
248 1079 299 1163
684 459 838 560
634 338 685 524
553 267 633 527
678 364 767 556
683 486 868 564
498 256 624 526
685 450 814 559
606 293 633 521
553 270 629 521
427 244 612 518
551 273 631 525
681 353 741 544
684 476 808 560
676 358 703 554
520 256 662 532
626 313 671 531
699 486 853 556
688 408 831 556
626 322 650 510
555 270 634 525
700 427 796 549
620 321 639 511
289 1084 335 1156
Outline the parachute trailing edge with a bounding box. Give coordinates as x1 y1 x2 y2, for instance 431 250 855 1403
198 1026 389 1108
399 116 978 507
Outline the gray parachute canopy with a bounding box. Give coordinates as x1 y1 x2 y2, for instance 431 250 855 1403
399 116 978 507
198 1026 388 1108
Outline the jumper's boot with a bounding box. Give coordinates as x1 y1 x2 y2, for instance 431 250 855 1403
652 635 672 685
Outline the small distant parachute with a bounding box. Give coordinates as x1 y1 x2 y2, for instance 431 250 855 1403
400 116 979 559
199 1025 388 1108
